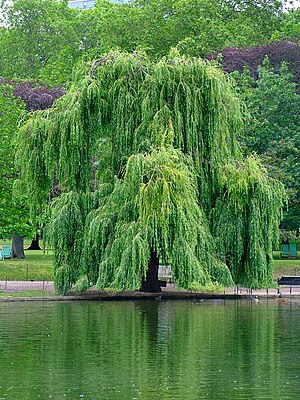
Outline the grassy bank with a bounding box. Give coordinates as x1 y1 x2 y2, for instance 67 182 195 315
0 290 55 299
272 250 300 279
0 249 53 281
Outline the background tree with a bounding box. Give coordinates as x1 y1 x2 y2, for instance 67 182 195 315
121 0 288 57
16 52 284 293
214 41 300 93
272 7 300 44
0 0 79 85
0 0 294 83
209 41 300 233
232 57 300 231
0 84 32 257
0 81 65 254
13 82 66 249
12 82 65 111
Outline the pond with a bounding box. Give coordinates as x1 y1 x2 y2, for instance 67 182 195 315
0 299 300 399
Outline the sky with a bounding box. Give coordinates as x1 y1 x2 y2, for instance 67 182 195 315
288 0 300 8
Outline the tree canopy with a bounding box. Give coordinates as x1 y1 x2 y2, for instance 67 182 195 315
16 52 284 293
0 0 78 85
0 0 295 86
0 85 31 240
232 57 300 231
214 41 300 93
209 41 300 232
0 80 65 255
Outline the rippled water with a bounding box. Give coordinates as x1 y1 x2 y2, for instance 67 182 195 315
0 299 300 399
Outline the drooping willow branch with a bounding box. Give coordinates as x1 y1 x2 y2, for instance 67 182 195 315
89 55 114 78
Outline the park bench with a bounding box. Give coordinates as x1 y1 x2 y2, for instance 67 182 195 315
289 243 297 258
277 276 300 294
3 245 11 259
280 243 297 259
158 265 172 283
280 244 289 258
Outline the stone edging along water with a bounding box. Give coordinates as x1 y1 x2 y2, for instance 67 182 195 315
1 281 299 302
0 289 298 302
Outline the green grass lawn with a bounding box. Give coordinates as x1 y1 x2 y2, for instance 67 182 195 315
0 249 53 281
270 250 300 280
273 260 300 279
0 289 56 298
0 238 53 280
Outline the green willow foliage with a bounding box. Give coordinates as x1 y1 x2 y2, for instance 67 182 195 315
83 147 233 291
212 157 284 288
16 51 284 293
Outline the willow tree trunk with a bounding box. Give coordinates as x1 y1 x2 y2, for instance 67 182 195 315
12 233 25 258
141 249 161 292
27 234 41 250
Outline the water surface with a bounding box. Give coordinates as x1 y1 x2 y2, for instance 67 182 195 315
0 299 300 399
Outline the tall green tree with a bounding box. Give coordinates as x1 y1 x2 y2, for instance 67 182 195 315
0 0 79 85
16 52 284 293
128 0 288 57
272 7 300 44
0 0 291 84
233 57 300 231
0 85 32 256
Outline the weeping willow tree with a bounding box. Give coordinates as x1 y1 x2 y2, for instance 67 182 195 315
16 51 284 293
